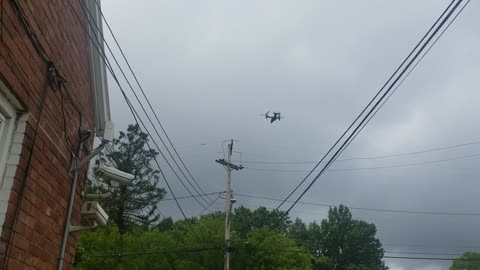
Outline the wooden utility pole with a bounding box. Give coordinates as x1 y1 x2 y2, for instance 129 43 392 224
215 140 243 270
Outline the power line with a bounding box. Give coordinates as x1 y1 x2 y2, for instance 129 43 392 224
199 193 224 216
245 152 480 173
0 1 91 267
334 0 472 165
77 0 212 208
103 145 162 220
383 243 480 250
91 246 476 262
75 0 214 210
254 0 467 248
271 0 461 213
234 193 480 216
385 251 463 256
260 249 476 261
239 140 480 164
93 247 222 258
279 0 465 214
383 256 479 261
90 0 215 205
261 249 465 257
162 192 224 201
64 0 207 242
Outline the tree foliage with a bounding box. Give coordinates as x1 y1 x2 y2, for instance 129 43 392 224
318 205 387 270
233 228 312 270
93 124 166 234
286 205 387 270
450 252 480 270
76 205 388 269
232 206 291 238
75 212 312 270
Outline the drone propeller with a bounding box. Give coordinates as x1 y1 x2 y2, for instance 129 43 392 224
260 111 270 119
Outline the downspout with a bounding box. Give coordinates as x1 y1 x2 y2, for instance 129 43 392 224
57 129 91 270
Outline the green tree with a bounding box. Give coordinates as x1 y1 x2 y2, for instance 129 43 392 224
312 256 335 270
75 222 180 270
75 204 389 270
232 227 313 270
318 205 387 270
345 265 370 270
232 206 291 238
450 252 480 270
157 217 174 232
94 124 166 234
75 211 313 270
289 218 309 246
307 222 323 256
169 213 225 270
75 215 224 270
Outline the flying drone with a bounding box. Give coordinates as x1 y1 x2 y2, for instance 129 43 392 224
261 111 283 123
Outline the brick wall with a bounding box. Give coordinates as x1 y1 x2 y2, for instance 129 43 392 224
0 0 97 269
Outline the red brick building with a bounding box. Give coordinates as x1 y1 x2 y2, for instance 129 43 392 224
0 0 110 269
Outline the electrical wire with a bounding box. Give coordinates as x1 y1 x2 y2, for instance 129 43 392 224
264 249 480 262
198 193 223 216
0 0 90 266
92 247 222 258
253 0 467 249
285 0 468 213
335 0 472 164
71 0 187 215
162 192 224 201
2 66 56 269
92 0 214 205
88 246 475 261
385 251 463 256
0 0 98 247
102 144 162 221
64 0 208 243
71 0 212 211
234 193 480 216
10 0 50 61
239 139 480 164
269 0 460 213
59 82 78 154
0 0 4 42
253 248 478 261
62 0 474 260
383 242 480 250
383 256 480 261
78 0 211 208
124 88 206 243
284 0 464 218
245 152 480 173
6 0 94 153
81 0 214 207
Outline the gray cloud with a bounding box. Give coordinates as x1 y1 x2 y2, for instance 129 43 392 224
101 1 480 269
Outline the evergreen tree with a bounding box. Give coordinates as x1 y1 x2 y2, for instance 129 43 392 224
93 124 166 234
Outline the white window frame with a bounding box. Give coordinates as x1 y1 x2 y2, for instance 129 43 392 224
0 81 26 232
0 92 17 182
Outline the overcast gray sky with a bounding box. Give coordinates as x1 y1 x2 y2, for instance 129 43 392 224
100 1 479 269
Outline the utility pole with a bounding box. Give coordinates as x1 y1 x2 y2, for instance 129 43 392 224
216 140 243 270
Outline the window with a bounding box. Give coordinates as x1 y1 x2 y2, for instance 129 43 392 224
0 87 18 184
